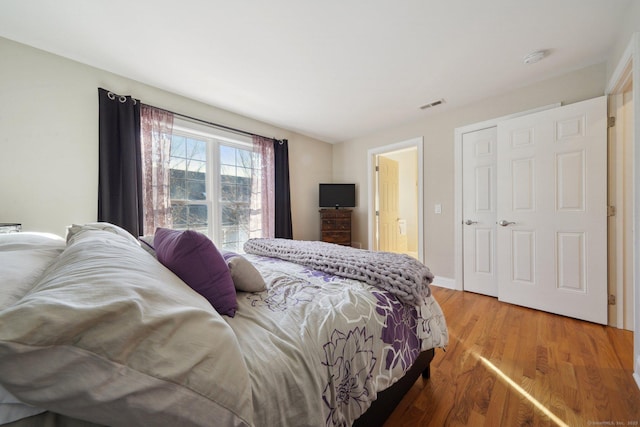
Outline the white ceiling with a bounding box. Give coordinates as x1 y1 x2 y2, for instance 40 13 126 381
0 0 631 143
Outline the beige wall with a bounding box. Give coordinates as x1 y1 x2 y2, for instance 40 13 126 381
607 1 640 84
0 37 333 239
333 63 607 279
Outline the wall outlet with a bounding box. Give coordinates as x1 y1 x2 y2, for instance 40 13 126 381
435 204 442 214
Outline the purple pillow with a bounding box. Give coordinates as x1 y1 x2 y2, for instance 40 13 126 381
154 228 237 317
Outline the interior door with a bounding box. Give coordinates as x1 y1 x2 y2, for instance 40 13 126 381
378 156 399 252
462 127 498 297
496 96 608 324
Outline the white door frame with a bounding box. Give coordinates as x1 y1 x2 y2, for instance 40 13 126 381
453 104 560 291
607 48 633 330
606 32 640 390
367 137 424 263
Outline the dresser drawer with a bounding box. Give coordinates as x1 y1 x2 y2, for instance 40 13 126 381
322 219 336 228
322 211 351 219
322 218 350 228
319 209 352 246
333 219 351 230
321 231 351 245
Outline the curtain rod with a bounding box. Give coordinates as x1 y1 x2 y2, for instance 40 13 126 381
141 103 285 144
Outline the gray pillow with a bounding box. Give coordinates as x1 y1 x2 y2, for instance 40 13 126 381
221 251 266 292
138 235 157 258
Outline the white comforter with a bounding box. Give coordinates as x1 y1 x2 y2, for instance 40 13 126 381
0 225 448 427
0 228 253 426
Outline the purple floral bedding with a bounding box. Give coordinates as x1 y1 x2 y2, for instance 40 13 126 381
0 227 448 427
226 254 448 427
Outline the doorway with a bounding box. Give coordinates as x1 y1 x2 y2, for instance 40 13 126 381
607 51 634 331
368 138 424 262
604 31 638 392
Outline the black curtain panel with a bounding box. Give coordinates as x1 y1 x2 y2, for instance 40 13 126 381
273 139 293 239
97 88 143 236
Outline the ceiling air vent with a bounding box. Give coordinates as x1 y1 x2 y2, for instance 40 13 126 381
419 99 445 110
523 50 547 64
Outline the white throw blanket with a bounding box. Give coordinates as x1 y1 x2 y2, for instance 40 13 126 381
243 238 433 306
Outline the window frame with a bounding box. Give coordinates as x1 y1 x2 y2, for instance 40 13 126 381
170 117 253 247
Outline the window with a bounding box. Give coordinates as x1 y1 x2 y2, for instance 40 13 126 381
220 144 255 251
169 135 208 233
168 118 261 252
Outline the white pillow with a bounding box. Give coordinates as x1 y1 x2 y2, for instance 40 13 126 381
0 232 65 309
66 222 140 246
221 251 267 292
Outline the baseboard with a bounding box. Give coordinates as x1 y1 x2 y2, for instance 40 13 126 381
432 276 456 290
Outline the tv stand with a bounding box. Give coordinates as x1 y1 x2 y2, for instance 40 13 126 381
320 209 352 246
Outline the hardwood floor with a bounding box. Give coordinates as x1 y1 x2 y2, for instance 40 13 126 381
385 286 640 427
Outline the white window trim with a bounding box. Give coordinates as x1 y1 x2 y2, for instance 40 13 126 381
173 117 252 147
170 117 256 249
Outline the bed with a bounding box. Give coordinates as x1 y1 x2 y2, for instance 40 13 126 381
0 223 448 426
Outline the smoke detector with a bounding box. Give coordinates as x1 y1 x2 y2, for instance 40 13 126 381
523 50 547 64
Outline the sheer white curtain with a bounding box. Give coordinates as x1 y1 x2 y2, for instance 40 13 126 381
251 136 275 238
140 105 174 235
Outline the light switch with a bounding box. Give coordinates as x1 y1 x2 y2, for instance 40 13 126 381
435 204 442 214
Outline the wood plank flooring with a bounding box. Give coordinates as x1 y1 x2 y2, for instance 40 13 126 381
385 286 640 427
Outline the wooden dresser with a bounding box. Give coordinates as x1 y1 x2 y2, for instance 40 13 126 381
320 209 352 246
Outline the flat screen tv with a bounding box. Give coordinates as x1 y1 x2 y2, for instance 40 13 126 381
319 183 356 208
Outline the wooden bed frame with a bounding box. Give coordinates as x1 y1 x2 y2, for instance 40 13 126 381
353 348 435 427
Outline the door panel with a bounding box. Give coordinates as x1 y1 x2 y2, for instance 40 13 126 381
497 96 607 324
378 156 399 252
474 228 492 273
512 230 535 283
557 150 585 210
512 158 535 211
462 127 498 297
557 231 585 291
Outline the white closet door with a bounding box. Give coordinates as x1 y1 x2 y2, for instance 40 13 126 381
462 127 498 297
496 96 608 324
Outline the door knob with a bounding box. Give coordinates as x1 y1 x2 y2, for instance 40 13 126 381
498 220 516 226
464 219 478 225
